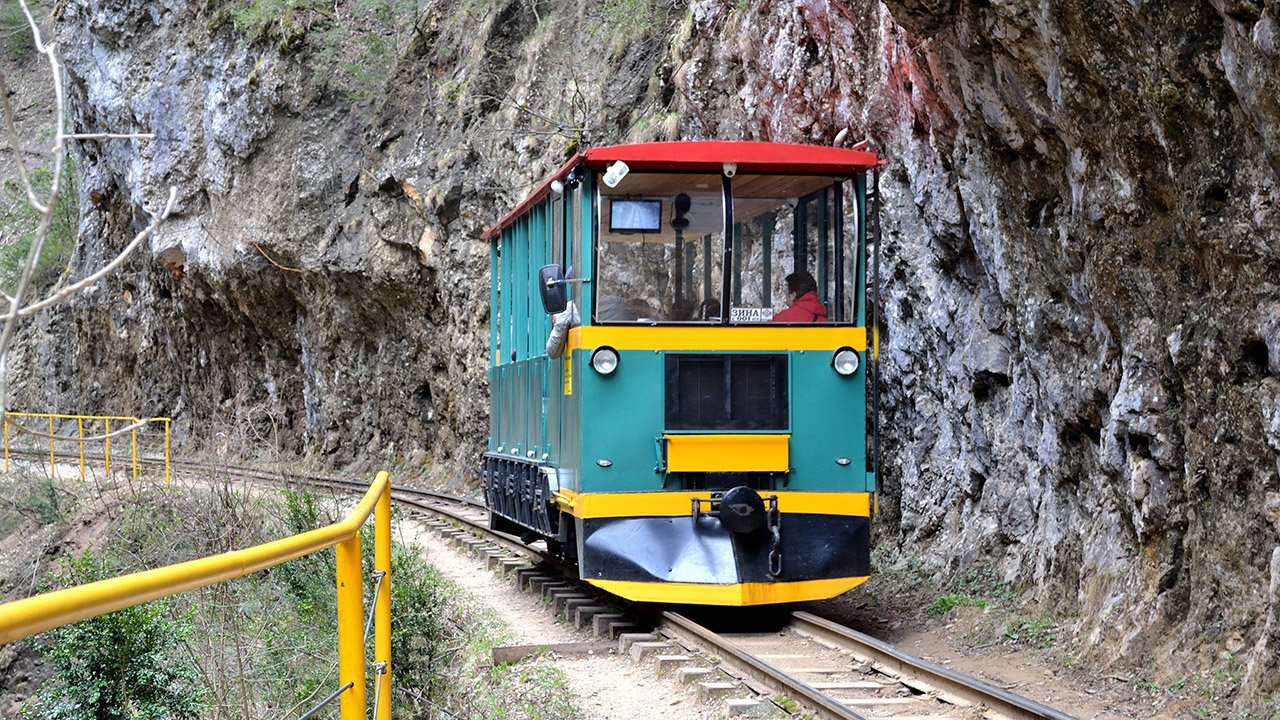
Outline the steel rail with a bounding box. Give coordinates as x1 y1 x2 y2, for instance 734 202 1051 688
792 611 1079 720
660 611 869 720
386 493 543 561
226 469 1077 720
3 447 489 513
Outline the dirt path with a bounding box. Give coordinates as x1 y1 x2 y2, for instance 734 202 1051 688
398 520 722 720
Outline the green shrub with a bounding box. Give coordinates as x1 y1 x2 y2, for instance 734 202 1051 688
275 489 335 620
925 593 987 617
22 477 62 524
1001 619 1057 648
0 162 78 296
23 551 206 720
0 2 33 62
0 474 71 534
382 543 453 713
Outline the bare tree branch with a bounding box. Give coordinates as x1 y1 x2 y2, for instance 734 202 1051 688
0 0 178 425
64 132 157 141
3 186 179 321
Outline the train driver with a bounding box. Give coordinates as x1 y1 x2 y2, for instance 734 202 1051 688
772 271 828 322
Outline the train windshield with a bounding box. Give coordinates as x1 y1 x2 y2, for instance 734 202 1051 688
596 173 725 322
595 172 856 324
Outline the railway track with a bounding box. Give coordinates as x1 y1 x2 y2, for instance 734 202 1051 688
9 450 1078 720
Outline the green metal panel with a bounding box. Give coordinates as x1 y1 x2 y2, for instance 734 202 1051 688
534 205 550 458
538 356 550 459
489 242 500 451
570 349 868 493
488 366 498 451
500 231 511 365
519 215 532 361
511 362 523 456
505 222 518 363
489 241 499 368
506 364 517 453
489 191 587 466
558 349 582 493
503 224 514 364
577 350 665 492
525 361 535 458
549 353 564 465
787 350 868 491
495 364 509 451
532 202 547 350
494 364 503 450
508 220 519 360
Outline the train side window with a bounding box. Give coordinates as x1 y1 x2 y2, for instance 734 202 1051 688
552 193 565 273
730 175 844 323
804 186 837 318
840 178 860 324
569 181 582 310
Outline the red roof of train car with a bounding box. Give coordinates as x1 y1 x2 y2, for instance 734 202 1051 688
481 141 882 240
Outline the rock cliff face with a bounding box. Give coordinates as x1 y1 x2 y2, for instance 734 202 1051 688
11 0 1280 703
867 0 1280 700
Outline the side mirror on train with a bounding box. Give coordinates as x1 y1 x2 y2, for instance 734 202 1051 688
538 264 568 315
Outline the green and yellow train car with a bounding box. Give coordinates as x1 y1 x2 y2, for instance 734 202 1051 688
482 141 881 606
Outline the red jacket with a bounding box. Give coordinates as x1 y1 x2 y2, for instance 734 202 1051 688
773 291 828 322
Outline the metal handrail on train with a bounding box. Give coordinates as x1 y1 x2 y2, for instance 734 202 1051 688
2 411 172 485
0 470 393 720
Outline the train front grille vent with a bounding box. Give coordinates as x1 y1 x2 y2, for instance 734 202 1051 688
664 354 788 431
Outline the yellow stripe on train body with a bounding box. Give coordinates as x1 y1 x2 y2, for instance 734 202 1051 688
553 489 872 519
587 576 870 606
566 325 867 352
664 434 789 473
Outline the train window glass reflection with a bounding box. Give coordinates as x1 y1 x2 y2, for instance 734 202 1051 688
730 175 848 324
596 173 724 323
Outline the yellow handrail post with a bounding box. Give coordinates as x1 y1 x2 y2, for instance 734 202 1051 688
78 418 85 482
375 474 392 720
3 416 8 473
47 416 55 480
131 418 138 481
335 532 367 720
104 418 111 478
163 418 170 487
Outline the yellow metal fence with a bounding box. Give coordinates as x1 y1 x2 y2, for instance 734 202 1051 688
0 470 393 720
2 412 172 485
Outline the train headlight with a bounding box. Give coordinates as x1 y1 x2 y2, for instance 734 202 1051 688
591 346 619 376
832 347 859 376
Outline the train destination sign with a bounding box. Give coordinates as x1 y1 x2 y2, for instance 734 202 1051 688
730 307 775 323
